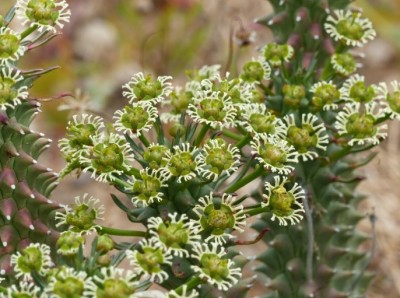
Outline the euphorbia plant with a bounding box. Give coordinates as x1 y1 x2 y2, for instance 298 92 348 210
0 0 398 297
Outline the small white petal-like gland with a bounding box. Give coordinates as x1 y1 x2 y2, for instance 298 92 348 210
197 64 222 81
15 0 71 33
324 10 376 47
263 176 305 226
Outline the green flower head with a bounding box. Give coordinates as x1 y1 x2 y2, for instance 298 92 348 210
193 193 246 245
148 213 200 257
122 72 172 105
127 238 172 283
263 176 305 226
0 27 25 65
191 243 241 291
55 194 104 234
325 10 376 47
16 0 71 33
10 243 52 280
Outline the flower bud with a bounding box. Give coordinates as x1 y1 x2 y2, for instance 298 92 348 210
169 122 186 137
96 234 114 254
262 43 294 67
97 253 112 266
331 53 357 76
241 59 271 83
143 144 169 170
56 231 84 255
282 84 305 108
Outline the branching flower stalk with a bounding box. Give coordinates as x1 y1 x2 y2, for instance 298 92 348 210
0 0 397 297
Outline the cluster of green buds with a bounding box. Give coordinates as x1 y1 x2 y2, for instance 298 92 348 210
2 0 399 297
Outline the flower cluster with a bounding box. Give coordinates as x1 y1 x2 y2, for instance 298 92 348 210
4 1 398 297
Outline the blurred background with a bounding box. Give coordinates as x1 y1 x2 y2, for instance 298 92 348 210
2 0 399 296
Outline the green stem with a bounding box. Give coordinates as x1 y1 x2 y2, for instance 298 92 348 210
131 167 141 179
97 226 146 237
302 195 314 285
0 286 6 294
139 134 150 147
173 276 203 295
155 116 165 145
112 177 132 189
222 129 242 141
244 206 268 216
236 125 248 135
375 113 391 125
244 203 262 209
225 166 264 193
20 25 38 39
321 61 334 81
235 133 251 149
194 124 210 147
